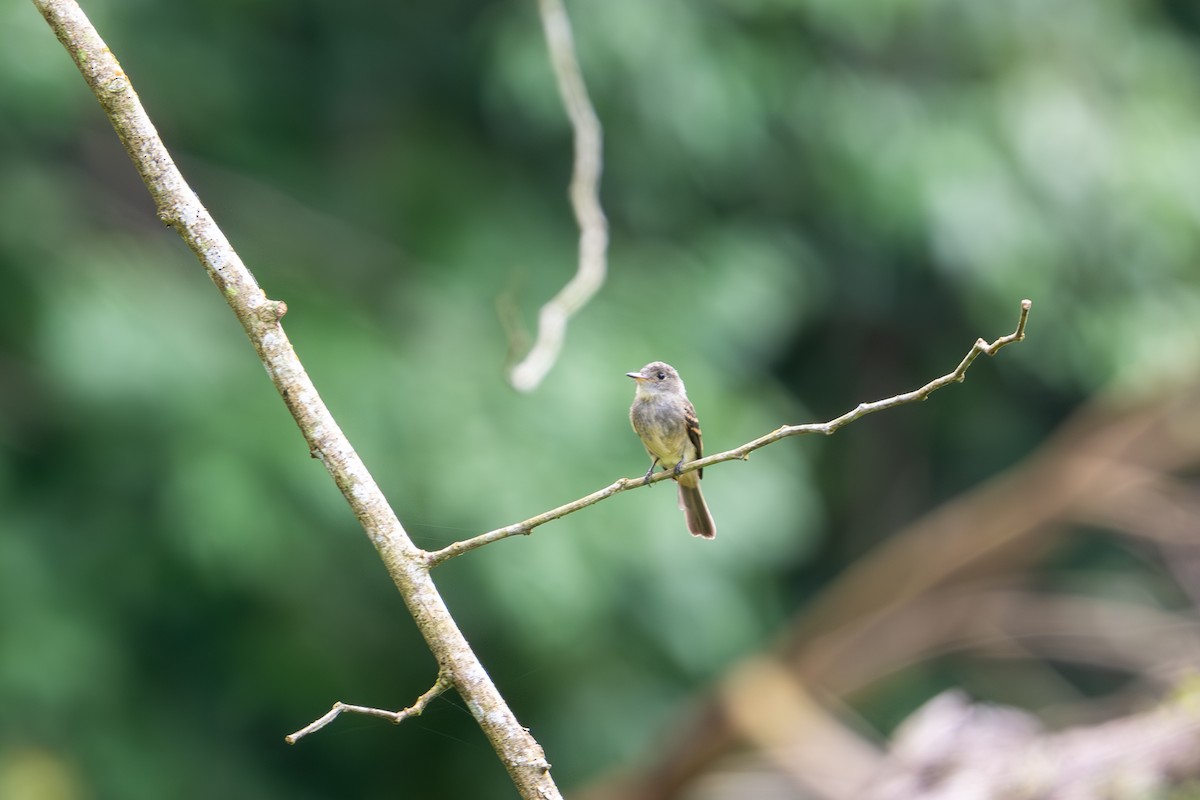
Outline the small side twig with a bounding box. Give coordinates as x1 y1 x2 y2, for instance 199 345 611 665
430 299 1031 566
507 0 608 393
286 672 452 745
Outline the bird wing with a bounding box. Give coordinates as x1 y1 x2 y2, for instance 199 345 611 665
685 401 704 479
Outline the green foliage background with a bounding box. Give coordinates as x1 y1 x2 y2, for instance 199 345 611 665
3 0 1200 797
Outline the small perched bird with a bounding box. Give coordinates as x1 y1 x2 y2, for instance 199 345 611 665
626 362 716 539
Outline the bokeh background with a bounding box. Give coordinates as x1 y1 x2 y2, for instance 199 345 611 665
5 0 1200 797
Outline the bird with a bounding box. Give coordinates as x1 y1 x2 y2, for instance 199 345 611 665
626 361 716 539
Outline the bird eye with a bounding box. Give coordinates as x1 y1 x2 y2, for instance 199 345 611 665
656 372 666 380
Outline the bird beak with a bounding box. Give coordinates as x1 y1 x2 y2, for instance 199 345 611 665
626 372 644 381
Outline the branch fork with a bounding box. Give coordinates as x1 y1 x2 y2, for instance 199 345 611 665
34 0 1031 792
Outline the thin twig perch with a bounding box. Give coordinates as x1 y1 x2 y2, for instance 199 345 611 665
430 299 1031 565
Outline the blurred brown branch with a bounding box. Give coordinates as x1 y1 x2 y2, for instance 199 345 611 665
580 384 1200 800
430 299 1031 565
864 689 1200 799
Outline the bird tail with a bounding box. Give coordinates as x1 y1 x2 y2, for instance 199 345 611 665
677 484 716 539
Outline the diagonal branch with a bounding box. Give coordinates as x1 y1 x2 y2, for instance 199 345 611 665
32 1 559 797
286 672 452 745
507 0 608 392
429 299 1031 566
